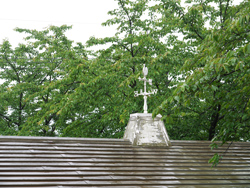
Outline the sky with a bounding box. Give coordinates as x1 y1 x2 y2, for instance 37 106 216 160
0 0 119 48
0 0 243 48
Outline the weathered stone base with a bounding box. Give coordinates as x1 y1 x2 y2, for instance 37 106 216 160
123 113 171 146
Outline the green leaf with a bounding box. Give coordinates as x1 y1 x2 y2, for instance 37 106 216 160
174 96 180 102
208 153 222 167
211 85 218 91
242 114 248 121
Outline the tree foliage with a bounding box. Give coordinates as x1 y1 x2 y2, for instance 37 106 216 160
154 0 250 142
0 0 249 154
0 25 86 136
48 0 185 138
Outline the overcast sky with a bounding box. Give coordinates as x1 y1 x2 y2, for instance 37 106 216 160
0 0 119 48
1 0 244 48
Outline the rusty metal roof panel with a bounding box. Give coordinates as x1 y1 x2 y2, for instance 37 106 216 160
0 136 249 187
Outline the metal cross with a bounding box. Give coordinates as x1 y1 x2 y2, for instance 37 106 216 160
134 64 157 113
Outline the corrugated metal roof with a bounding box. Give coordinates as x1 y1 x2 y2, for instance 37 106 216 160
0 136 249 188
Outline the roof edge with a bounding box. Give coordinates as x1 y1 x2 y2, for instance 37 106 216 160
0 135 131 142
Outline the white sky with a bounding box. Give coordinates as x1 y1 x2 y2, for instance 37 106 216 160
0 0 243 48
0 0 119 48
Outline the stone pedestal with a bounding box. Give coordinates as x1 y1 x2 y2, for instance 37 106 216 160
123 113 171 146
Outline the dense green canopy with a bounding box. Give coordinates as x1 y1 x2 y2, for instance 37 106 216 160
1 0 249 161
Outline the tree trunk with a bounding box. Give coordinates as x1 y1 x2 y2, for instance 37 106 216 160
208 104 221 140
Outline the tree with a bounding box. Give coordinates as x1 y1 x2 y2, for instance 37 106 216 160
0 25 87 136
153 0 250 143
1 0 248 149
44 0 190 138
0 41 39 135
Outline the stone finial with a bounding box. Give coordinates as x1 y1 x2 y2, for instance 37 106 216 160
124 113 171 146
124 64 171 147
